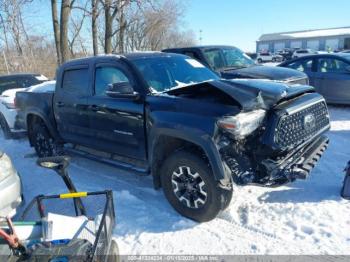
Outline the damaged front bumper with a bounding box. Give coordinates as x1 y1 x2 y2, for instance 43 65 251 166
221 135 329 187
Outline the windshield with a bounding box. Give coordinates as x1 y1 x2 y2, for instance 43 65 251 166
131 55 219 93
203 47 255 70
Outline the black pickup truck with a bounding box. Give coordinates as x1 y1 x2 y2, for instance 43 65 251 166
163 45 309 84
16 52 330 222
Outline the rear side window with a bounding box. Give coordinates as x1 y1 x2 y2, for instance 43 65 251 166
317 58 349 73
62 68 89 95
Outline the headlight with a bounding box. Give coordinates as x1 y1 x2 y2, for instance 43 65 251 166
0 153 16 182
218 109 266 139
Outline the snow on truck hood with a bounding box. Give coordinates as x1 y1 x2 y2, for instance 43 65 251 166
165 79 314 110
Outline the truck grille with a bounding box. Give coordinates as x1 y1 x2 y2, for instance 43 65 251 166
275 101 330 148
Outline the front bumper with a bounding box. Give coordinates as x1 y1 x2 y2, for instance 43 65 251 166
0 172 22 217
258 135 329 186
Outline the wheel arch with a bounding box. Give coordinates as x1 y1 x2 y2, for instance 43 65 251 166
149 130 229 189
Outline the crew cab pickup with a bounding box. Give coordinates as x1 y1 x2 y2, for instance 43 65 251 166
16 53 330 222
163 45 309 84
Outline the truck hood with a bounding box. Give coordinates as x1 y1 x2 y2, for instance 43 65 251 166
220 65 307 82
165 79 314 110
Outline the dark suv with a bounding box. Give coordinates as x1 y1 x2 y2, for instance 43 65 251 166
16 53 330 222
0 73 48 94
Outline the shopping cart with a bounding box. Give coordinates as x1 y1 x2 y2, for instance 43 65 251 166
0 156 118 262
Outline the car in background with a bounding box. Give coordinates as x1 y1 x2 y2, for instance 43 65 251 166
163 45 308 84
256 52 283 63
276 48 294 61
279 53 350 104
292 49 317 59
0 151 22 218
0 74 48 138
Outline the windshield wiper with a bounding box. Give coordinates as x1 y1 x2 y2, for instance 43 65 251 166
221 65 250 71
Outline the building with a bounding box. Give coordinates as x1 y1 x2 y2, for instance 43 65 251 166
256 26 350 53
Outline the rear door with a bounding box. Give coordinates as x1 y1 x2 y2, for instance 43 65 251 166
314 57 350 103
53 65 92 144
87 61 146 160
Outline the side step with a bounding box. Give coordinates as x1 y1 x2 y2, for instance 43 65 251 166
65 144 150 176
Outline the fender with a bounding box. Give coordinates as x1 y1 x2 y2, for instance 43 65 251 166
148 115 230 185
25 107 61 142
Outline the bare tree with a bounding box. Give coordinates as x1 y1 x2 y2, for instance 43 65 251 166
60 0 74 63
92 0 99 55
51 0 61 64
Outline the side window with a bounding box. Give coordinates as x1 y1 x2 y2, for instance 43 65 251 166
62 68 89 95
286 59 313 72
94 66 130 96
183 51 200 61
317 58 349 73
0 78 17 94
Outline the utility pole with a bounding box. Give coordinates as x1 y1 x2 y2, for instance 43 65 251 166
199 29 203 45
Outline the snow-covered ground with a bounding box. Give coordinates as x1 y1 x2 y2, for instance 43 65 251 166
0 106 350 255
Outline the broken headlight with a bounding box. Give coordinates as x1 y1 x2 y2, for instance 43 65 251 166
218 109 266 139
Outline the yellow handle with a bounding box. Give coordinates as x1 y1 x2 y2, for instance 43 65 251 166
60 192 87 199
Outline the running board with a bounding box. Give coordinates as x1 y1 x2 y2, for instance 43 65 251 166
65 145 150 176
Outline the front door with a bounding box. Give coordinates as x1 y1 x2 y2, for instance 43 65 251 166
87 62 146 160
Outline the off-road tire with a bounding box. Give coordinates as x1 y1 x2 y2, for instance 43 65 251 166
161 150 232 222
30 122 56 157
0 113 12 139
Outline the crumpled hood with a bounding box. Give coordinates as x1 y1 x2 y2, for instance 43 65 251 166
220 65 307 81
165 79 315 110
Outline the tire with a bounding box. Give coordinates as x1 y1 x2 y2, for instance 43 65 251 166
257 58 263 63
107 240 119 262
0 113 12 139
160 150 232 222
272 58 276 62
30 121 57 157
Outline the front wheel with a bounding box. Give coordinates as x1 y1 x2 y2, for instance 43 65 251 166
257 58 263 63
161 150 233 222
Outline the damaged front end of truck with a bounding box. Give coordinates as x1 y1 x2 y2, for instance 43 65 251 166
166 79 330 188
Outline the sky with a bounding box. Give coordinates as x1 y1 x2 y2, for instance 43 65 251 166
24 0 350 52
184 0 350 51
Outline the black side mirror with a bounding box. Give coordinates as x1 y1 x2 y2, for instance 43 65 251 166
106 82 140 100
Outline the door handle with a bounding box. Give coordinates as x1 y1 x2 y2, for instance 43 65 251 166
56 102 65 107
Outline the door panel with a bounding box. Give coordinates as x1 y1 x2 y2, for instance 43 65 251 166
87 63 146 160
315 57 350 103
54 67 91 144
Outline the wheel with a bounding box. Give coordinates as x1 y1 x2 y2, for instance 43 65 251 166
257 58 262 63
30 121 57 157
272 57 276 62
160 150 233 222
0 113 12 139
107 240 119 262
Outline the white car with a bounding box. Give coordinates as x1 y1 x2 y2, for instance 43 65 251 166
0 74 49 138
257 52 283 63
292 49 317 59
0 151 22 218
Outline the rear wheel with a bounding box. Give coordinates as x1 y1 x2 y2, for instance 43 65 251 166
0 113 12 139
161 150 233 222
30 121 60 157
257 58 263 63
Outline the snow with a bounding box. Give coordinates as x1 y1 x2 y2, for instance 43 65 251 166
0 106 350 255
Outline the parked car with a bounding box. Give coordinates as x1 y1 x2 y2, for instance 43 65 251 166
0 74 48 138
276 48 294 61
256 52 282 63
16 53 330 222
279 53 350 104
0 151 23 218
163 45 309 84
292 49 317 59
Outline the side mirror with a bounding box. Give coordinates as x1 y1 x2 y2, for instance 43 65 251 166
106 82 140 100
